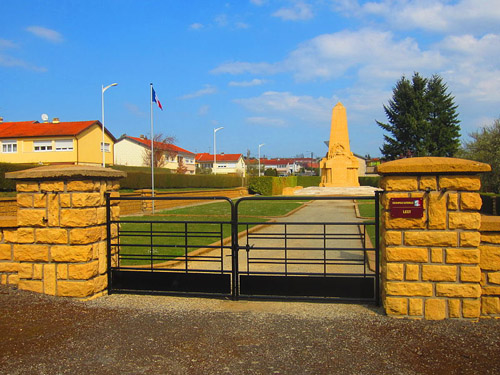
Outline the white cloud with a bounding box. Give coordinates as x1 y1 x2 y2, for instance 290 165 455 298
0 54 47 72
250 0 267 5
180 85 217 99
26 26 63 43
334 0 500 33
189 23 204 30
215 14 228 27
229 78 268 87
272 1 313 21
212 61 279 75
199 105 210 115
0 39 17 49
235 91 334 124
246 116 286 127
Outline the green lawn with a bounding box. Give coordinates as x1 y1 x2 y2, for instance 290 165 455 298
117 200 306 265
356 200 378 246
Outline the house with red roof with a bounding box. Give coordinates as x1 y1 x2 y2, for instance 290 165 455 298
0 118 116 166
195 153 246 176
260 158 302 176
114 135 196 174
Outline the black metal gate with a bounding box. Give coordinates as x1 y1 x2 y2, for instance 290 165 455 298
106 194 380 304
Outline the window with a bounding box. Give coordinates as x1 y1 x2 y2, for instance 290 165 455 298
34 140 52 152
55 139 73 151
2 140 17 153
100 142 110 152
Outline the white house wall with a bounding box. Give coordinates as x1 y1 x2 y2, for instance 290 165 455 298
114 138 146 166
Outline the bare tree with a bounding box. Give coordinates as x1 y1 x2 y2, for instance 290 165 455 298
176 156 188 174
142 133 176 168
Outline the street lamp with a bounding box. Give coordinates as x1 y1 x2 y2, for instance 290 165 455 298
213 127 224 175
101 83 118 167
258 143 265 177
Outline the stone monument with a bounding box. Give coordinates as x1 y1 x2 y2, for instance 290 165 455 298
320 102 359 187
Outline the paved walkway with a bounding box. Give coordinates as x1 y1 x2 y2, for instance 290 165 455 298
166 199 373 276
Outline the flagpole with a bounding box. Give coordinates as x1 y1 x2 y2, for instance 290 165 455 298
150 83 155 214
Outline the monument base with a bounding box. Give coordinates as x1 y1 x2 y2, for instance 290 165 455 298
293 186 381 196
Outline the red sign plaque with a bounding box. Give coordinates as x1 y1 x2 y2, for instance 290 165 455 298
390 198 424 218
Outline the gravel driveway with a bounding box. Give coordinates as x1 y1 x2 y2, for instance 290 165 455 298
1 285 499 375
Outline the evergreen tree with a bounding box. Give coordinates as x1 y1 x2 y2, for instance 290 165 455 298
377 73 460 160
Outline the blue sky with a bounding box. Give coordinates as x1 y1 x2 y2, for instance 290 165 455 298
1 0 499 159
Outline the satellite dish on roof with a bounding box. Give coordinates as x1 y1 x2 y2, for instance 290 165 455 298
41 114 49 122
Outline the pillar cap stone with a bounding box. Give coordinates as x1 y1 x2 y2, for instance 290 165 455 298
377 157 490 175
5 165 127 180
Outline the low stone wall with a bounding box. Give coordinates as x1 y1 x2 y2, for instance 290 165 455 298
480 216 500 317
0 165 124 298
119 187 249 216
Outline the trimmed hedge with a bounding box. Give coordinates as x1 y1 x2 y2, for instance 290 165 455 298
0 163 40 191
112 166 243 189
297 176 321 187
248 176 297 196
359 176 380 187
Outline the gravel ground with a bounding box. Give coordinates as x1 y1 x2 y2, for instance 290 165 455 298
1 285 499 375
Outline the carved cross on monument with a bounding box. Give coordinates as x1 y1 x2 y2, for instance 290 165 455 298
320 102 360 187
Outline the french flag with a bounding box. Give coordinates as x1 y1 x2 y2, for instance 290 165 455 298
152 87 163 110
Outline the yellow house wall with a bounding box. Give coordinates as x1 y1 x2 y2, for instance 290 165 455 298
0 138 78 164
76 125 114 166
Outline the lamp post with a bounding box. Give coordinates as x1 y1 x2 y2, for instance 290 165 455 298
101 83 118 167
213 127 223 175
258 143 265 177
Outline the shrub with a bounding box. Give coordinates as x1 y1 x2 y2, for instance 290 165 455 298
359 176 380 187
0 163 40 191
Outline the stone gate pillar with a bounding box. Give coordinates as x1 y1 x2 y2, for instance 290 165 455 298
5 165 125 298
377 157 490 320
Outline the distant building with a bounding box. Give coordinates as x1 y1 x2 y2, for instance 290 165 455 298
0 119 115 166
114 135 196 174
260 158 301 176
195 153 246 176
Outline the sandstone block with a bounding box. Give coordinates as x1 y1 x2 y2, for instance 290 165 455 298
482 286 500 296
17 182 38 192
462 299 481 318
422 265 457 282
33 264 43 279
17 194 33 208
386 247 428 262
14 244 49 262
479 245 500 271
7 274 19 285
385 297 407 315
386 263 404 280
447 194 458 210
405 231 458 247
489 272 500 284
69 227 103 245
425 299 446 320
68 261 99 280
17 228 35 243
436 284 481 298
98 242 107 275
446 249 480 264
43 264 56 295
93 274 108 293
57 280 94 297
380 176 418 192
3 229 17 243
448 212 481 230
57 264 68 279
481 297 500 315
460 192 482 211
17 209 46 227
96 207 107 225
428 192 447 229
18 263 33 278
47 194 60 227
409 298 423 316
0 262 20 272
18 279 43 293
459 232 480 247
40 181 65 192
36 228 68 244
439 176 481 191
0 244 12 260
33 194 47 208
405 264 420 281
60 193 71 207
384 231 402 246
385 282 433 296
481 233 500 244
51 245 93 262
431 248 443 263
383 212 426 230
448 299 461 318
460 266 481 282
60 208 98 227
67 180 98 192
419 176 437 191
71 193 102 207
